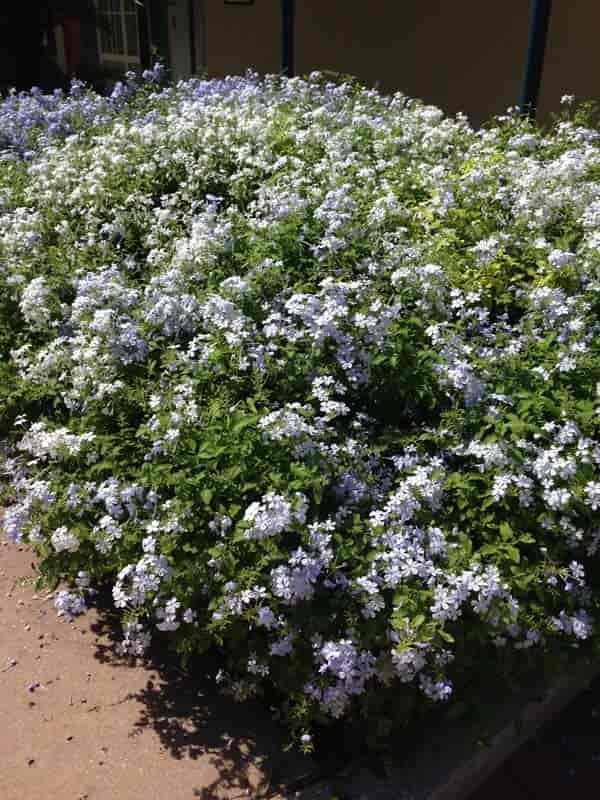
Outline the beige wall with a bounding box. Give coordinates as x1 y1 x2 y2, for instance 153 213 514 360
538 0 600 119
204 0 280 76
201 1 600 125
295 0 530 125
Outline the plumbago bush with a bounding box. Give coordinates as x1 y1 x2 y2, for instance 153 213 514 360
2 71 600 747
0 64 167 157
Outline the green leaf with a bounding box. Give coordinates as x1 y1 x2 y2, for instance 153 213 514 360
197 446 226 460
499 521 513 541
506 544 520 563
232 414 258 434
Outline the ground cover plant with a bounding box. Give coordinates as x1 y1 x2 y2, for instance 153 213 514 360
2 69 600 749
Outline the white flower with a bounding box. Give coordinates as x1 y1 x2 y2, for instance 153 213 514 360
19 277 51 327
584 481 600 511
51 526 80 553
544 488 571 510
54 590 86 617
243 492 308 540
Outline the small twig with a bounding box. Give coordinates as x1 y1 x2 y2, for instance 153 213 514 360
107 692 136 707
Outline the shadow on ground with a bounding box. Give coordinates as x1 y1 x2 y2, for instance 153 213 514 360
89 605 318 799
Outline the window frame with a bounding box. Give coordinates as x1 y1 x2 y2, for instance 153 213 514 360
94 0 141 72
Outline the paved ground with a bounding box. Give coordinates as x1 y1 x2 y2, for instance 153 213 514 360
5 537 600 800
470 670 600 800
0 542 315 800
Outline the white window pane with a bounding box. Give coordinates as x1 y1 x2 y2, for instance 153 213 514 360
100 22 113 53
125 14 139 56
97 0 140 62
100 13 123 54
113 14 124 52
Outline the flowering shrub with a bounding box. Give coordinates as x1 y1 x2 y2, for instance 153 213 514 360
0 64 167 158
2 72 600 747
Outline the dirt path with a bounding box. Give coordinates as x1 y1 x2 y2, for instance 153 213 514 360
0 542 314 800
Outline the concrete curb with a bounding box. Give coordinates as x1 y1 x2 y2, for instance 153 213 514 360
291 656 600 800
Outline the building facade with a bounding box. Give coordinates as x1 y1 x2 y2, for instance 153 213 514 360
49 1 600 124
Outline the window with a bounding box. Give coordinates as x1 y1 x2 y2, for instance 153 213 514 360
95 0 141 73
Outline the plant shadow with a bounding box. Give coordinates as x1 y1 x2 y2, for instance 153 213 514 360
89 601 318 799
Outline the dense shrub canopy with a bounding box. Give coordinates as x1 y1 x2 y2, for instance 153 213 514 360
2 70 600 745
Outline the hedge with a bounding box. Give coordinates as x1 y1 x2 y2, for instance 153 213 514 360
1 69 600 749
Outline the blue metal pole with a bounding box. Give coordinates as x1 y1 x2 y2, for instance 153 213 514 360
281 0 295 77
520 0 553 118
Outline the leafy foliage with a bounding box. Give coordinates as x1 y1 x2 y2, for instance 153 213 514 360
1 75 600 748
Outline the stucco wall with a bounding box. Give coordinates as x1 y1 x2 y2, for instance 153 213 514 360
294 0 531 124
200 1 600 124
204 0 280 76
538 0 600 118
168 0 193 77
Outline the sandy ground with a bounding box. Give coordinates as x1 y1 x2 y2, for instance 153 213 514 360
0 542 316 800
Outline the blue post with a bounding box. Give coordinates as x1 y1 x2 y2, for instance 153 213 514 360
281 0 295 77
520 0 553 118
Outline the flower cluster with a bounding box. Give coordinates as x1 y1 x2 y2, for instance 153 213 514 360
2 70 600 746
